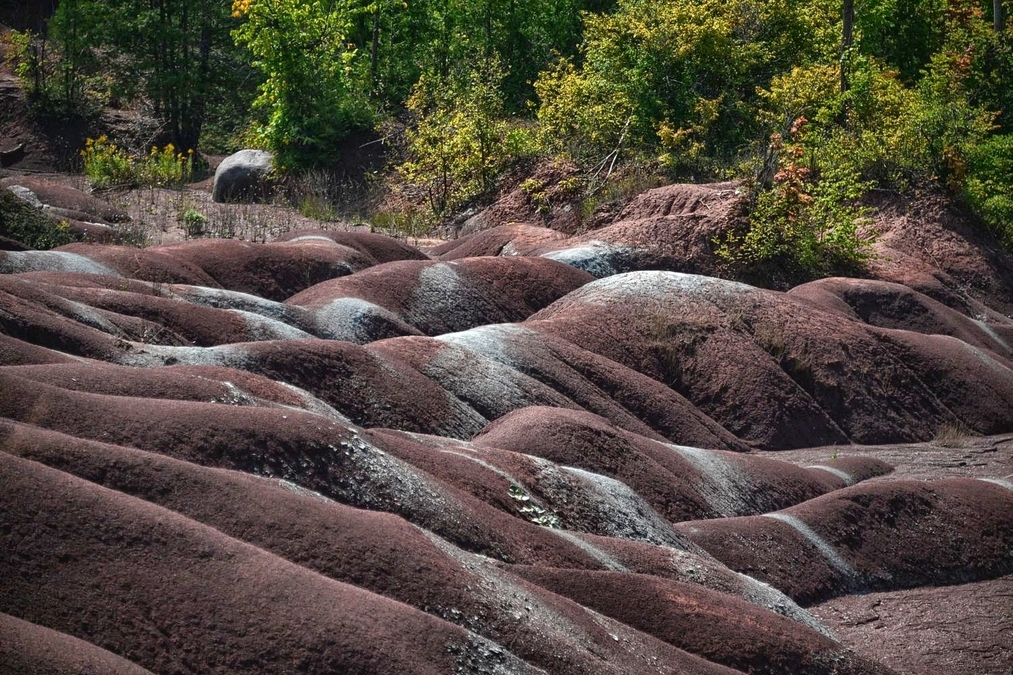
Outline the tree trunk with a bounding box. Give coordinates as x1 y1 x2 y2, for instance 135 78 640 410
841 0 854 92
996 0 1005 31
371 2 380 91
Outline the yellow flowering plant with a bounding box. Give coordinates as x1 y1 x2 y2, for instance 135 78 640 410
81 137 194 189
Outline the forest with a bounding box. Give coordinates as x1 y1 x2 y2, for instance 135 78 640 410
2 0 1012 280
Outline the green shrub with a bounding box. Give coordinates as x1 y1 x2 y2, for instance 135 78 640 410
369 202 437 240
400 62 535 216
0 189 75 249
179 208 209 239
717 120 874 285
964 134 1013 245
231 0 373 170
138 144 196 187
533 0 841 171
756 57 926 191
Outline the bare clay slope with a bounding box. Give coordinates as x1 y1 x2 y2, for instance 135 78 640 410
1 210 1012 674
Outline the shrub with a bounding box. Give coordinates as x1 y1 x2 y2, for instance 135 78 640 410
231 0 373 170
400 62 535 216
533 0 841 171
717 119 874 285
964 134 1013 245
80 136 135 189
179 208 209 239
0 189 75 249
2 29 44 99
369 202 437 240
138 144 196 188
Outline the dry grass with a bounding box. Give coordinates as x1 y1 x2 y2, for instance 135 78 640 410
106 186 357 245
931 422 976 448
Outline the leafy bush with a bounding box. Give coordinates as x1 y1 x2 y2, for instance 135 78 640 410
369 203 438 240
964 134 1013 245
0 189 75 250
179 208 209 239
534 57 636 163
717 119 874 285
533 0 841 170
400 63 535 216
2 29 44 97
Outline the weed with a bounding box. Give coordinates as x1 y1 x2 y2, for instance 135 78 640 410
179 208 209 239
751 320 787 362
110 219 152 247
579 166 664 229
0 189 75 249
369 203 436 241
520 177 550 214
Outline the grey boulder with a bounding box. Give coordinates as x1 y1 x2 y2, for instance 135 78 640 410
212 149 274 203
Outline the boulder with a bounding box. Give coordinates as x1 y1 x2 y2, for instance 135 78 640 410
6 185 42 209
211 149 274 203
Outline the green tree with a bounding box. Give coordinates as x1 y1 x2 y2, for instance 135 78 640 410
716 118 874 284
231 0 373 169
852 0 947 83
48 0 235 151
400 61 531 215
534 0 841 170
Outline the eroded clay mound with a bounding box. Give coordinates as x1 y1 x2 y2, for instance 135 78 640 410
811 575 1013 675
788 277 1013 356
0 612 154 675
473 407 892 520
445 183 1013 326
511 567 892 675
0 228 429 300
370 326 747 449
0 422 737 674
287 256 593 339
676 478 1013 605
867 192 1013 316
432 223 568 259
6 262 1013 455
3 222 1012 673
0 272 316 352
438 182 746 278
0 453 535 675
0 176 129 223
275 228 431 263
528 271 1013 447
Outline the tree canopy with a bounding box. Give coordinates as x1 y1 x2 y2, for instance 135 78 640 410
9 0 1013 275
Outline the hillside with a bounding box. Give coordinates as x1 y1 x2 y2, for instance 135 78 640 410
2 157 1013 672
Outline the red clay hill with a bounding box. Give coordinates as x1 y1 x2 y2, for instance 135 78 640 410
2 174 1013 674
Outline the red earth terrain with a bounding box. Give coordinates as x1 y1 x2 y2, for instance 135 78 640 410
2 174 1012 674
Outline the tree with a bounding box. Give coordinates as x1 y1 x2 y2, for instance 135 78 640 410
534 0 842 168
50 0 234 152
231 0 373 169
400 60 528 215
